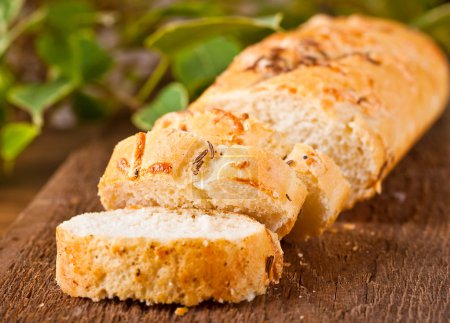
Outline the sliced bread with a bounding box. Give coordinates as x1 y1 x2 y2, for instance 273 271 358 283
98 128 307 238
56 207 283 306
154 108 350 240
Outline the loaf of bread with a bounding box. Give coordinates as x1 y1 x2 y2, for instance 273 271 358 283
190 15 449 207
58 14 449 308
98 128 307 238
154 108 350 240
56 207 283 306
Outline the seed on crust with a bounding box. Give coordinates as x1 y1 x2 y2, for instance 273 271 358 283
207 141 215 159
265 255 274 278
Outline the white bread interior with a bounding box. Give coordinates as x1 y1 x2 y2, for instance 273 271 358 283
56 207 283 306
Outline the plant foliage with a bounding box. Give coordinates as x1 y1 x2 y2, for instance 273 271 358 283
0 0 449 170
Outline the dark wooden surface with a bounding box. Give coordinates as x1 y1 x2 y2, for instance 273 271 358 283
0 107 449 322
0 125 101 236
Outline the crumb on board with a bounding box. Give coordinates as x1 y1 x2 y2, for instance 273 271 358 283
297 252 304 258
343 223 356 230
284 262 291 267
175 307 189 316
328 227 338 233
299 260 309 267
393 191 406 203
352 245 359 252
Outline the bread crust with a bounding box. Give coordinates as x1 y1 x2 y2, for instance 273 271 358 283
56 209 283 306
154 108 292 158
98 128 307 237
190 15 449 206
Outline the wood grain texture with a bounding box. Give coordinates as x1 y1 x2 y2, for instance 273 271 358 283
0 125 101 235
0 108 449 322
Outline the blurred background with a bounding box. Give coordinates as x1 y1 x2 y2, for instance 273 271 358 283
0 0 449 234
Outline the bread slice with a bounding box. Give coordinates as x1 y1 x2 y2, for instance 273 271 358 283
154 109 350 240
190 15 449 207
56 207 283 306
153 108 292 158
98 128 307 238
284 143 350 242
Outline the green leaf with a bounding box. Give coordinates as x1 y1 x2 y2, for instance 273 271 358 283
46 0 95 35
77 36 113 83
37 33 113 84
0 0 23 56
145 14 283 56
0 106 5 125
8 78 75 126
0 7 47 57
0 34 9 56
0 0 24 25
426 24 450 53
390 0 434 22
0 122 39 171
173 36 241 97
411 3 450 29
0 67 14 125
36 33 74 78
411 3 450 53
132 82 188 130
72 90 111 121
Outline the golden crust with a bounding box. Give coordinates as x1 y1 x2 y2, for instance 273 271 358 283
191 14 449 206
153 108 292 158
56 211 283 306
98 128 307 238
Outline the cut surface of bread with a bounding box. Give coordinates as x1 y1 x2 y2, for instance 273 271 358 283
56 207 283 306
284 143 350 242
190 15 449 207
98 128 307 238
154 108 351 240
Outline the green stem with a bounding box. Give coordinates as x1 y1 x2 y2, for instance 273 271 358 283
136 52 169 102
95 81 141 111
411 3 450 29
0 8 47 57
9 8 48 44
32 114 43 129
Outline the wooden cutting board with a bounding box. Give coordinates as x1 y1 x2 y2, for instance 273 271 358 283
0 108 449 322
